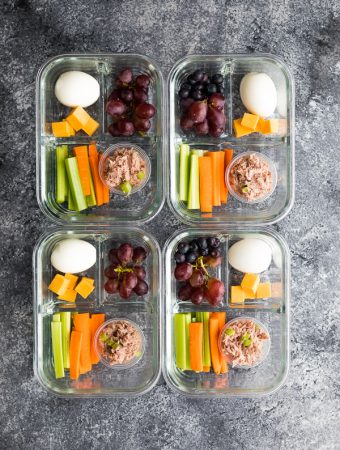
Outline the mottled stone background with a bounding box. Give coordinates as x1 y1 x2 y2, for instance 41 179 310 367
0 0 339 449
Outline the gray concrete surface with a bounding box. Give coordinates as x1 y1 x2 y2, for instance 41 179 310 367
0 0 339 449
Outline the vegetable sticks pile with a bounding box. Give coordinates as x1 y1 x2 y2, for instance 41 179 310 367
51 312 105 380
56 144 110 212
174 311 228 375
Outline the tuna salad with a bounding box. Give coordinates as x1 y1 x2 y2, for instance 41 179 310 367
228 153 273 201
220 318 269 367
103 147 147 194
97 319 143 366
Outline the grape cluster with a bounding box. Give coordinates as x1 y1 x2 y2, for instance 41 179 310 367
104 243 149 299
106 69 156 137
178 70 226 137
174 237 225 306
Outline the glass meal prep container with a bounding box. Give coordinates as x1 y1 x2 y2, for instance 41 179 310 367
168 53 295 225
36 54 165 224
33 227 161 397
163 227 290 397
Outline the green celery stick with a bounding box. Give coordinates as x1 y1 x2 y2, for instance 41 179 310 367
203 312 211 368
52 313 61 322
179 144 190 202
188 154 200 210
86 169 97 207
60 312 71 369
56 145 69 203
65 157 87 211
174 314 187 370
51 321 64 379
191 149 206 157
68 189 75 211
184 313 191 370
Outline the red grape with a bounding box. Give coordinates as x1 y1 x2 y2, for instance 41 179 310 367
174 262 193 281
204 255 222 268
108 248 119 264
108 89 121 102
133 88 148 104
180 115 194 131
117 243 133 265
133 246 147 263
188 101 208 124
135 102 156 119
206 278 225 306
133 279 149 296
207 107 226 128
120 88 133 102
106 99 127 117
195 119 209 135
108 123 121 136
104 279 120 294
178 283 192 301
122 272 138 289
189 269 204 287
135 74 150 89
208 93 225 111
133 116 151 132
134 266 146 280
209 124 224 137
104 264 118 279
117 119 135 136
180 97 194 112
191 287 204 305
118 68 133 84
119 284 132 299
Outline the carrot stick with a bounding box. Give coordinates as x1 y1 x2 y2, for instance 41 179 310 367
207 152 221 206
209 317 221 375
89 155 103 206
73 313 92 374
224 149 234 204
189 322 203 372
69 330 83 380
215 312 228 373
218 151 227 203
198 156 213 213
99 153 110 204
88 143 98 158
89 314 105 364
73 146 91 196
202 366 210 372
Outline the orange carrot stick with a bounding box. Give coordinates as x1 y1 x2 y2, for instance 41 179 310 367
99 153 110 204
89 313 105 364
198 156 213 213
189 322 203 372
89 155 103 206
215 312 228 374
88 143 98 158
224 149 234 204
208 152 221 206
73 145 91 196
218 151 227 203
202 366 210 372
73 313 92 374
69 330 83 380
209 317 221 375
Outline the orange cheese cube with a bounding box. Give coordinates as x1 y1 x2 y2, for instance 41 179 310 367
256 282 272 299
64 273 79 290
75 278 95 299
241 273 260 295
261 119 279 135
52 121 75 137
255 117 265 132
231 286 245 303
83 117 99 136
242 287 256 299
241 113 259 131
66 106 91 132
233 118 253 138
48 274 70 295
82 277 94 285
57 289 77 302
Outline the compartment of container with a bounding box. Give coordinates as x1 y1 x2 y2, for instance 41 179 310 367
33 226 161 397
168 54 294 225
163 227 290 397
36 54 165 224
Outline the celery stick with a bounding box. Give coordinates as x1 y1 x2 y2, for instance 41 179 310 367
179 144 190 202
188 154 200 210
56 145 69 203
174 314 187 370
184 313 191 370
191 149 206 157
51 321 64 379
52 313 61 322
60 312 71 369
68 189 75 210
65 157 87 211
86 169 97 207
203 312 211 368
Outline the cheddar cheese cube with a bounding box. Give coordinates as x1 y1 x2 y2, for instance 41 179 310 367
57 289 77 302
242 287 256 299
241 113 260 131
64 273 79 290
241 273 260 295
231 286 245 303
233 118 253 138
83 117 99 136
256 282 272 299
48 274 70 295
66 106 91 131
82 277 94 286
261 119 279 135
52 121 75 138
75 278 95 299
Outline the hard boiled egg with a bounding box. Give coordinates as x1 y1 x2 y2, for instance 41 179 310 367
51 238 96 273
228 238 272 273
240 72 277 118
55 71 100 108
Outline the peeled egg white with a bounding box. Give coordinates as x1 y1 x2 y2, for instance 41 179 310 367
54 71 100 108
240 72 277 117
51 239 96 274
228 238 272 273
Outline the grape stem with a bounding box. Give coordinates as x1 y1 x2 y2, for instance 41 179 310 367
114 265 134 280
194 256 209 277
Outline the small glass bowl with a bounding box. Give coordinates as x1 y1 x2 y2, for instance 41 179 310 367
99 143 151 196
218 316 271 369
226 151 277 204
94 318 145 369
